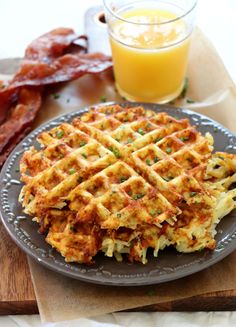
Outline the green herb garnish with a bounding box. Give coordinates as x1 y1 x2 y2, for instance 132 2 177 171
79 141 86 147
197 246 205 252
213 127 218 133
163 176 173 182
15 168 20 173
179 77 189 98
166 147 172 154
127 138 132 144
70 226 76 232
52 93 60 99
82 153 87 159
157 209 163 214
100 95 107 102
155 137 162 143
133 193 145 200
190 191 197 197
153 157 159 163
146 158 151 166
180 136 189 142
109 146 121 158
186 98 195 103
69 168 76 175
146 289 157 296
149 209 156 217
56 130 64 139
138 128 145 135
120 176 127 183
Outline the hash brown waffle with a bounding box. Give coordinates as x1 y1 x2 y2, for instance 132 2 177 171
19 105 236 264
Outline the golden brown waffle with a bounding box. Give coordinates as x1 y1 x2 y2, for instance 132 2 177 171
19 105 236 264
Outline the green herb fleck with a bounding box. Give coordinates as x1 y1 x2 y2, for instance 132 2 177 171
123 117 128 122
109 146 121 158
186 98 195 104
147 289 157 296
166 147 172 154
155 137 162 143
100 95 107 102
146 158 151 166
70 226 76 233
15 168 20 173
127 191 132 196
79 141 86 147
82 153 87 159
149 209 156 217
58 153 64 159
56 130 64 139
213 127 218 133
197 246 205 252
179 77 189 98
190 191 197 197
157 209 163 214
52 93 60 99
117 213 121 218
115 137 120 142
133 193 145 200
120 176 127 183
163 176 173 182
127 138 132 144
138 128 145 135
146 123 151 129
154 157 159 163
69 168 76 175
180 136 189 142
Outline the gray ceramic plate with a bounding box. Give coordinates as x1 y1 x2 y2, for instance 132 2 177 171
1 102 236 286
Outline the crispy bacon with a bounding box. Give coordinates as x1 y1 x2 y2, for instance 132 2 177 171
0 88 41 166
11 53 112 87
0 28 112 167
25 27 79 61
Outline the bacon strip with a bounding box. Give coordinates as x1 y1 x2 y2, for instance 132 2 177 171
25 27 79 61
11 53 112 87
0 27 112 167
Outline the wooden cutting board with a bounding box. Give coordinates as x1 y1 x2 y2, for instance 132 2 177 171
1 221 236 315
1 21 236 314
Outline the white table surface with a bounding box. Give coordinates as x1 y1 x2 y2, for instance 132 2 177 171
0 0 236 326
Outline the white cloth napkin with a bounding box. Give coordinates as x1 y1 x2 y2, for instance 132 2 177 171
1 312 236 327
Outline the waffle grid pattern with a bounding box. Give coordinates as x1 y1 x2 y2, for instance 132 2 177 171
19 105 217 264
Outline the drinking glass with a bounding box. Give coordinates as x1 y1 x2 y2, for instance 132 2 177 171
103 0 197 103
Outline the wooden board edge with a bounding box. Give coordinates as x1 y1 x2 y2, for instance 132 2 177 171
0 300 38 315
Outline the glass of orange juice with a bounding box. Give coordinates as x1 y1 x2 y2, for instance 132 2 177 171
103 0 197 103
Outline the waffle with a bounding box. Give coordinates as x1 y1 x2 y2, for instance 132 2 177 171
19 105 236 264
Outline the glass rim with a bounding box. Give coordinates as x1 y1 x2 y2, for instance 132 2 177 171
103 0 198 26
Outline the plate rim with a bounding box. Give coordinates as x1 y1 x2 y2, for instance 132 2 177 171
1 101 236 286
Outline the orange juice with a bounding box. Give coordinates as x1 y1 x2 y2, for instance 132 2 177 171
109 8 191 103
